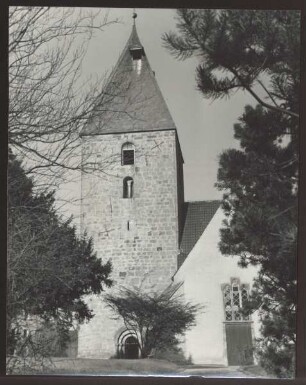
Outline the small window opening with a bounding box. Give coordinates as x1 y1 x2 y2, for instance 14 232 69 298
123 150 134 165
123 177 134 198
130 47 143 60
130 47 143 75
122 143 135 165
133 59 142 75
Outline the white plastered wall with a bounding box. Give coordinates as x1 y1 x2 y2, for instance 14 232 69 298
174 207 261 366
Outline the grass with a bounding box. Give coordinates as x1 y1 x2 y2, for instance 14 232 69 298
42 357 182 375
8 356 270 377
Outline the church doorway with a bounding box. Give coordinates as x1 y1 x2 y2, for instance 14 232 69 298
222 280 254 365
124 336 139 359
117 330 140 359
225 323 253 365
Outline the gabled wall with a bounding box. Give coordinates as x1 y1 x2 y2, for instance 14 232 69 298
173 207 260 365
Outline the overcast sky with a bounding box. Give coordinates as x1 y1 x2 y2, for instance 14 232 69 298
53 7 261 222
78 7 258 202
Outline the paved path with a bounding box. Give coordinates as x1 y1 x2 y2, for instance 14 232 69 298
181 366 261 378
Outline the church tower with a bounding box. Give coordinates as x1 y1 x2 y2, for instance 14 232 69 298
78 18 185 358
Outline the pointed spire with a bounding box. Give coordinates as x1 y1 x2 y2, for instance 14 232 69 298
81 16 176 136
128 22 142 51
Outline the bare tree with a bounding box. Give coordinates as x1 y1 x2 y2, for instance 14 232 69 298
9 6 121 189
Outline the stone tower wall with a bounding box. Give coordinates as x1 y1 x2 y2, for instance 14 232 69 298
78 129 181 357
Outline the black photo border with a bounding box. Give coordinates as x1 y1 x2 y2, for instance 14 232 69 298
1 0 305 384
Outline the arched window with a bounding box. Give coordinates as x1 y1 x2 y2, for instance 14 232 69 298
123 177 134 198
241 284 250 321
232 280 241 321
222 280 250 322
241 284 249 307
122 142 135 165
223 285 232 321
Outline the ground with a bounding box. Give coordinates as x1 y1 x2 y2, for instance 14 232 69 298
22 358 271 377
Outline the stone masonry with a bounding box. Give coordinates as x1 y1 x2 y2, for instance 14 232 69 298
78 129 182 357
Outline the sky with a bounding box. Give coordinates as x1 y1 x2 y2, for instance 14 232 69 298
52 7 261 222
77 8 257 202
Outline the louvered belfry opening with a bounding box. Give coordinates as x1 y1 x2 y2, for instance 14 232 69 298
130 46 144 60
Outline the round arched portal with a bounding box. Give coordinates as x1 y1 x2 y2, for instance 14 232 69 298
117 330 140 359
124 336 139 359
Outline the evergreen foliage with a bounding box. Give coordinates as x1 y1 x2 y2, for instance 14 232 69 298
164 9 299 377
163 10 300 119
7 151 112 360
217 105 297 377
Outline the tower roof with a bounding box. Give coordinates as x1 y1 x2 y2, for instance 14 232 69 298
81 24 176 136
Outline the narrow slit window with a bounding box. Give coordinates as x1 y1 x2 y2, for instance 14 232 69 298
123 177 134 199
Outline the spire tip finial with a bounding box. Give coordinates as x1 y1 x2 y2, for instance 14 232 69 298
132 9 137 24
